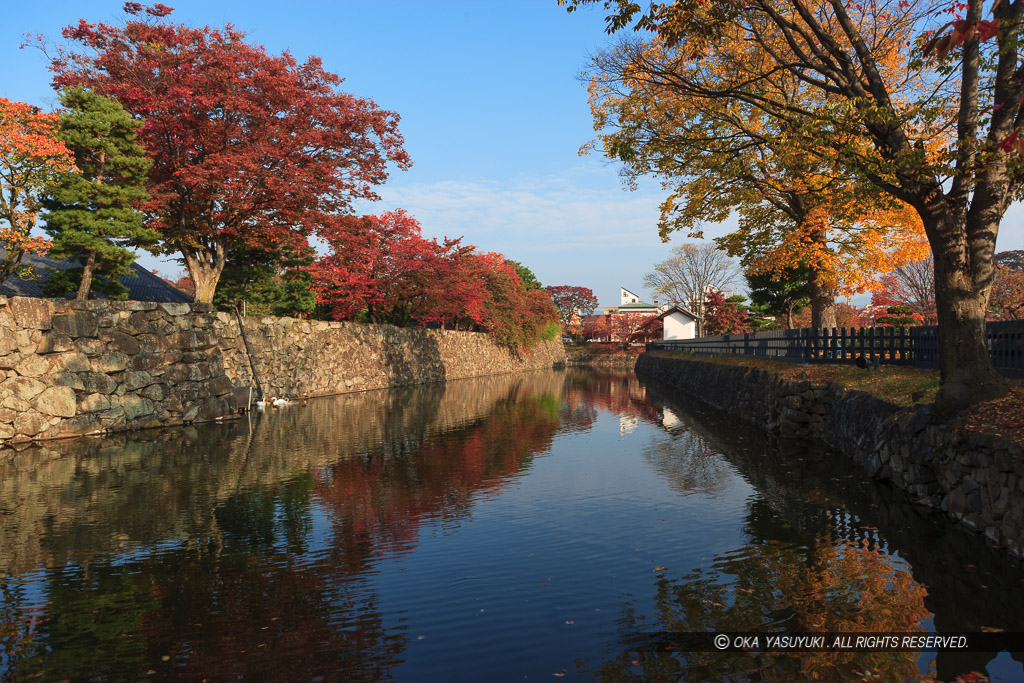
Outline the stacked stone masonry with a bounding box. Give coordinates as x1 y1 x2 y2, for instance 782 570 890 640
637 353 1024 560
213 312 564 399
0 297 565 446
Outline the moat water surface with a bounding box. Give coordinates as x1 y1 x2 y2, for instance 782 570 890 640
0 369 1022 681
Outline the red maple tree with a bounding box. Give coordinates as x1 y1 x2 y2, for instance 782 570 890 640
702 290 750 336
45 3 410 303
545 285 599 331
309 210 558 350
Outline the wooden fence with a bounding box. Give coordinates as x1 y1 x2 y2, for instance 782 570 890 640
646 320 1024 378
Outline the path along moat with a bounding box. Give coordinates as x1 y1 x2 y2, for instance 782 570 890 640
0 368 1021 681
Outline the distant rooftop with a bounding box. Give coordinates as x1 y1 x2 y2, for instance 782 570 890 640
618 301 657 309
0 252 192 304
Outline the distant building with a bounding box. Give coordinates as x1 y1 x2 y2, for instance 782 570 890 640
592 287 668 343
603 287 661 316
0 252 192 303
656 305 701 341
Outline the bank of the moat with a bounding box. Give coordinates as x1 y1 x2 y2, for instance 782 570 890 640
636 352 1024 560
0 296 564 446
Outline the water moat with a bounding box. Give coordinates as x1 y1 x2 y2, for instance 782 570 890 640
0 369 1021 681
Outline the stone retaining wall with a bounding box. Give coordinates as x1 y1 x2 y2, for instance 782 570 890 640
636 353 1024 559
212 313 564 400
0 296 565 445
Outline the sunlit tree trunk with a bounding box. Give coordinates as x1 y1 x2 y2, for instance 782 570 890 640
924 208 1007 416
183 243 226 304
75 250 96 301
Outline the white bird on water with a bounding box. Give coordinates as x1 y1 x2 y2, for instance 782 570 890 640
271 397 288 407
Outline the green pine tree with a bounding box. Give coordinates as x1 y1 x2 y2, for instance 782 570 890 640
211 241 316 318
43 88 157 300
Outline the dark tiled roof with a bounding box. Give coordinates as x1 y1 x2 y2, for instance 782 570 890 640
656 305 703 321
0 252 192 303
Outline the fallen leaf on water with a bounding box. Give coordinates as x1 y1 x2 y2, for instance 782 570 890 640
653 566 668 572
554 670 567 677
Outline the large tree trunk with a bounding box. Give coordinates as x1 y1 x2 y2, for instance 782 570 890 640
75 250 96 301
182 242 226 304
927 211 1008 416
808 268 836 329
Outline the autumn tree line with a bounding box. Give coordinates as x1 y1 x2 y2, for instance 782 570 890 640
0 3 561 351
564 0 1024 415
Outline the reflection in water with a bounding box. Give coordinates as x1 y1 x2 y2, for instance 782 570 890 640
0 369 1020 681
634 379 1024 681
598 540 930 682
0 372 564 680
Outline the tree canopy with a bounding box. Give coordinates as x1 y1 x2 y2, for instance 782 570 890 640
585 36 928 327
43 88 155 300
0 98 76 284
566 0 1024 414
44 3 410 303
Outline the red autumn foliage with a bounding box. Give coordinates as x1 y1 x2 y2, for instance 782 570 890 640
582 315 611 341
46 3 410 303
608 312 662 344
990 266 1024 320
545 285 599 330
702 290 750 335
308 210 558 350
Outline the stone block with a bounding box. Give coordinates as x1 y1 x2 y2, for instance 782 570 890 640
81 372 119 395
159 302 191 316
119 395 155 420
13 411 49 436
96 310 118 328
0 376 46 401
208 375 233 396
74 337 105 357
32 386 76 418
13 355 52 378
52 311 99 338
70 299 109 311
36 332 75 354
48 413 103 437
118 301 157 311
2 395 31 412
77 393 111 413
131 353 163 371
106 331 141 355
52 351 92 373
140 383 164 401
162 366 188 385
0 326 20 356
9 297 52 330
92 352 129 373
121 371 154 391
188 364 212 381
122 312 154 335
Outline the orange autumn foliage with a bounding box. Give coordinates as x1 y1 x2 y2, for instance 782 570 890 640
0 98 77 284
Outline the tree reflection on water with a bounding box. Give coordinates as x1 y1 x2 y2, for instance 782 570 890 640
0 370 1020 681
595 537 932 682
0 373 566 680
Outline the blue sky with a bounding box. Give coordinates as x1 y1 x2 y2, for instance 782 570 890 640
3 1 1021 309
